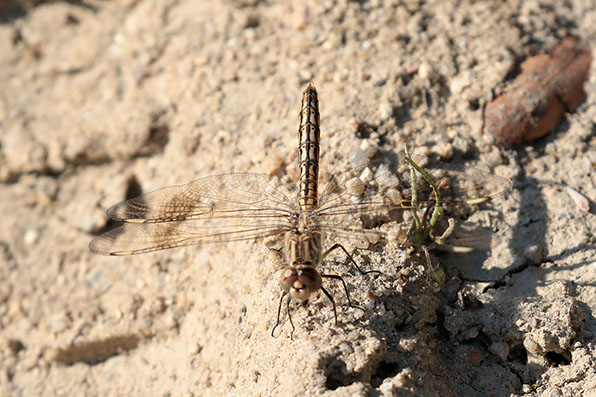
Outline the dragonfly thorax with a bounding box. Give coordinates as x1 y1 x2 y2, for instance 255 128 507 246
280 265 322 300
284 229 323 266
296 212 317 233
281 227 324 300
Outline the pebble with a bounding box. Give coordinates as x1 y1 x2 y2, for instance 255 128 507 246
379 380 395 396
360 139 378 158
488 341 509 361
24 229 39 245
418 62 436 80
432 142 453 161
378 101 393 119
348 149 367 169
566 186 590 212
523 244 545 264
523 335 543 355
359 167 373 183
385 189 402 204
291 5 309 30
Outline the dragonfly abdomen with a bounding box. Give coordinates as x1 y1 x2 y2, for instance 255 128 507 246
298 82 320 211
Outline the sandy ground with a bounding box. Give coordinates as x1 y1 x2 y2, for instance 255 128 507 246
1 0 596 396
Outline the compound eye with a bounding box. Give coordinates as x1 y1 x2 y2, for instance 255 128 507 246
280 267 298 293
299 267 322 289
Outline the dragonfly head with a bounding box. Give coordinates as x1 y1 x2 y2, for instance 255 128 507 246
281 265 322 300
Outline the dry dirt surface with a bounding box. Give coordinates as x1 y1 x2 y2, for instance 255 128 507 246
2 1 596 396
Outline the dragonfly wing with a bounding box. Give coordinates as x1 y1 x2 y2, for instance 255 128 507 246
317 151 512 216
106 172 297 223
91 173 298 255
317 222 390 248
89 222 289 255
423 162 512 206
314 151 511 245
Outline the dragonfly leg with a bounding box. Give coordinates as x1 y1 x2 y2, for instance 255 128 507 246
287 295 296 340
268 246 283 255
319 285 338 325
322 243 381 276
271 291 292 338
268 247 286 269
321 274 365 314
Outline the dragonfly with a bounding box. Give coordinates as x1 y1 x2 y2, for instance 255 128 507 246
90 82 511 337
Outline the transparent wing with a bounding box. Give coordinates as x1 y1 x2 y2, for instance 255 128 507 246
314 151 512 244
317 151 511 215
107 173 297 222
90 173 298 255
90 222 289 256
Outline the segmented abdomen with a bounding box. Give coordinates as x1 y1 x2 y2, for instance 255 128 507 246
298 82 320 211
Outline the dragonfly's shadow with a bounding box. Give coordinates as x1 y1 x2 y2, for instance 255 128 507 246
90 175 144 236
436 219 498 280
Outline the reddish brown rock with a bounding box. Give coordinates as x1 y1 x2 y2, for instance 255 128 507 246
484 38 591 146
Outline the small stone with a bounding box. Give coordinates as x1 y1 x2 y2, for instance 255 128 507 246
385 189 402 204
393 368 414 388
360 139 378 158
488 341 509 361
359 167 373 183
348 149 367 169
523 335 544 355
418 62 436 80
378 101 393 119
164 312 178 329
7 339 25 355
566 186 590 212
457 344 487 365
484 149 504 169
397 337 418 352
523 244 545 264
366 231 380 245
386 224 403 243
432 142 453 161
379 380 395 396
24 229 39 245
449 72 470 95
291 5 309 30
262 152 286 176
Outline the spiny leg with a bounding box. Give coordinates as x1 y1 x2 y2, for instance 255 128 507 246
320 285 338 325
323 243 381 276
271 292 296 339
268 247 283 255
287 295 296 340
321 274 366 313
271 291 287 337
